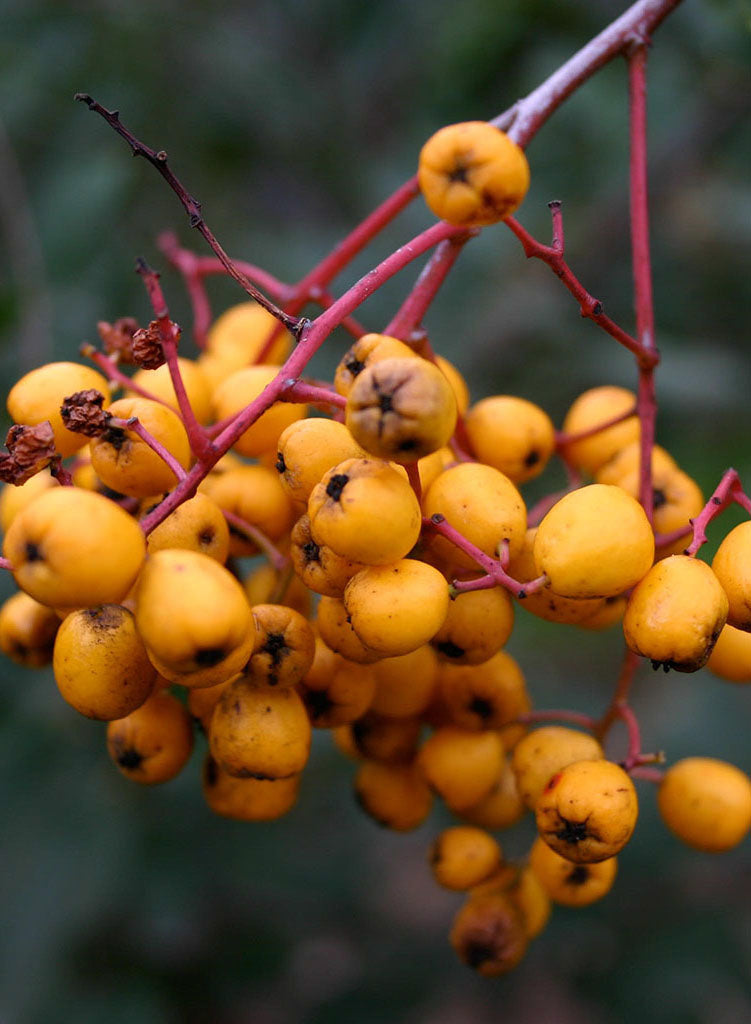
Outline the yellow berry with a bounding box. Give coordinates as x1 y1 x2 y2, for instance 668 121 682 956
3 487 146 609
107 690 194 785
344 559 450 657
449 889 528 976
369 644 439 718
465 395 555 484
535 759 638 863
202 755 300 821
210 675 311 780
354 760 433 831
7 361 111 458
205 301 291 367
423 462 527 570
0 590 59 667
658 757 751 852
623 555 728 671
418 121 530 226
145 492 230 563
511 725 604 810
418 725 505 812
308 458 421 565
202 464 294 558
533 484 654 599
712 522 751 632
134 549 255 688
212 365 305 457
298 634 376 727
0 471 56 534
334 333 419 397
289 513 367 598
315 596 382 665
89 396 191 497
345 356 457 462
430 825 502 890
460 758 527 830
432 586 515 665
529 836 617 907
53 604 156 720
707 624 751 683
130 357 213 425
561 386 639 475
437 649 530 733
246 603 316 689
276 418 366 506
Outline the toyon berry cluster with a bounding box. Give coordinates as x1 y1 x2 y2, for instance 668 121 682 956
1 0 749 978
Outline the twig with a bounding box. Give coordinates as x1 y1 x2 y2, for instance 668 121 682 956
74 94 304 339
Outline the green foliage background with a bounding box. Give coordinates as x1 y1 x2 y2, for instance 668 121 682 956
0 1 750 1021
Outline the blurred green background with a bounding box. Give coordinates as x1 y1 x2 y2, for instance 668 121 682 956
1 1 751 1021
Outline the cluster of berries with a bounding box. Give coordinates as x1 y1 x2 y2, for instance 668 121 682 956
1 119 750 977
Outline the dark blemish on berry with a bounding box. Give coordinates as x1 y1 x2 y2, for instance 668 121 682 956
524 449 540 468
195 647 226 668
198 526 216 546
397 438 418 451
302 540 321 564
469 697 493 720
555 816 590 845
544 772 562 793
263 632 288 668
326 473 349 501
116 746 144 771
464 941 496 969
567 865 590 886
653 488 667 509
103 425 128 450
436 640 465 659
345 356 365 378
25 542 42 562
448 162 468 184
378 393 394 414
304 689 334 721
276 452 286 474
84 605 122 631
204 756 218 787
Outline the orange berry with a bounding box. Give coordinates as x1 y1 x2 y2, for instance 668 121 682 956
418 121 530 226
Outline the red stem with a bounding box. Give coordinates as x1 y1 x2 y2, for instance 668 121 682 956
293 177 421 301
136 261 214 461
76 95 304 338
426 514 547 599
685 468 751 556
80 344 170 407
596 648 641 740
502 0 684 147
385 234 472 340
280 379 346 410
628 44 660 523
505 210 657 366
613 703 642 771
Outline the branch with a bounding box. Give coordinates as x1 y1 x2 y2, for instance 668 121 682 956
500 0 684 147
74 94 304 339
